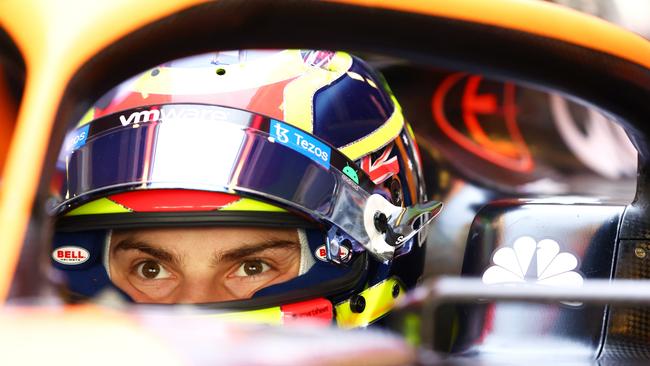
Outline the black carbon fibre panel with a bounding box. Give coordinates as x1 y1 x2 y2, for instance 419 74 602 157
449 202 621 361
620 162 650 240
601 240 650 362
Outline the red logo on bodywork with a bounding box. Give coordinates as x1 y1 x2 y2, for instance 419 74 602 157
431 73 533 173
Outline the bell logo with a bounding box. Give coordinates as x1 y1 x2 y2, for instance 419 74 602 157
315 245 351 263
482 236 583 288
52 246 90 265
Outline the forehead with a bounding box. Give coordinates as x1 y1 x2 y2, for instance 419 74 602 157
110 227 300 248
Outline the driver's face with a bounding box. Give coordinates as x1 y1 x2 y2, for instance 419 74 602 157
108 227 301 303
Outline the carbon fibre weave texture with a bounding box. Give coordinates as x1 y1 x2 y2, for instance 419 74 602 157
601 239 650 361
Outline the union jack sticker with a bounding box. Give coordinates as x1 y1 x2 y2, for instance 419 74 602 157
360 144 400 184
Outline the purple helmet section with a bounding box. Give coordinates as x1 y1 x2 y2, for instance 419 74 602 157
313 56 395 148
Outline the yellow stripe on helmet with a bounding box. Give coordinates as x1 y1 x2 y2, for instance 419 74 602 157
76 108 96 128
64 196 287 216
64 197 131 216
219 197 287 213
335 277 405 329
209 306 283 325
339 97 405 160
283 52 353 132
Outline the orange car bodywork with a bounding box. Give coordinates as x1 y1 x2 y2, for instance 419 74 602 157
0 0 209 301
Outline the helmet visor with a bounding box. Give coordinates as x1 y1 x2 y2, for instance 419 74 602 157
55 104 403 259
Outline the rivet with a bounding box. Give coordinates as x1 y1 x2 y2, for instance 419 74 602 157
635 247 647 259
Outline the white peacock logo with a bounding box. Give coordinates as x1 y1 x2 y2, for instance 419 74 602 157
482 236 584 287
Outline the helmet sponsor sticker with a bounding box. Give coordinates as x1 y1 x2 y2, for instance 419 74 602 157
62 124 90 154
315 244 351 263
360 143 400 184
342 164 359 184
281 298 333 325
52 246 90 265
70 125 90 150
270 120 331 169
118 106 231 126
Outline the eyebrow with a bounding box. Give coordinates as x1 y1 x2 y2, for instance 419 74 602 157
215 240 300 264
112 238 300 266
112 239 179 266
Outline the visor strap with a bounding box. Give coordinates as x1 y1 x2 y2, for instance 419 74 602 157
103 230 112 280
298 229 315 275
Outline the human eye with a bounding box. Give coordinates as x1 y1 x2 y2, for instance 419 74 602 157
134 260 172 280
232 259 272 278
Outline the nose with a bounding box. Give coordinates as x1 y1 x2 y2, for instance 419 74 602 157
173 275 232 304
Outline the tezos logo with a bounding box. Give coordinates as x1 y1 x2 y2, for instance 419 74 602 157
52 246 90 265
482 236 583 288
315 245 351 263
270 120 331 169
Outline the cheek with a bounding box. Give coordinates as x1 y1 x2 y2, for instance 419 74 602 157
109 272 150 303
222 278 268 300
118 278 180 304
224 261 301 299
107 259 174 303
270 265 301 286
123 288 155 303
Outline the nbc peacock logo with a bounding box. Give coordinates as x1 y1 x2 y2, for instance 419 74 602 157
482 236 584 287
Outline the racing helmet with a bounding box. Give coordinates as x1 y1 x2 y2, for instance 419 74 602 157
51 50 442 327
